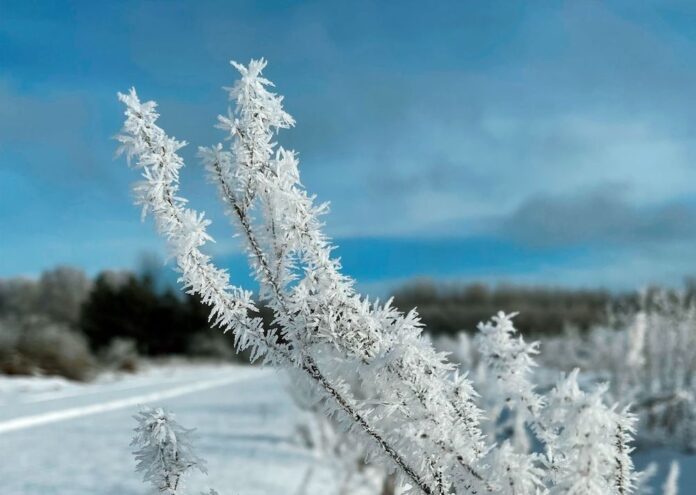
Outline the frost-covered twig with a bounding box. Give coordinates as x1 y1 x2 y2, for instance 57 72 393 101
199 59 488 493
132 407 207 494
288 370 388 495
539 371 638 494
476 312 543 448
475 312 546 492
117 83 441 495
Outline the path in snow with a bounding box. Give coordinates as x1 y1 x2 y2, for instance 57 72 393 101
0 373 261 434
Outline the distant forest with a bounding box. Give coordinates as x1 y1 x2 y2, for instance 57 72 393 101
390 279 696 336
2 264 695 369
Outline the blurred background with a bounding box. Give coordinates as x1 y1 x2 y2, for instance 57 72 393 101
3 0 696 374
3 1 696 493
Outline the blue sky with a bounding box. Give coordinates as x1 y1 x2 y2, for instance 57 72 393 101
2 0 696 293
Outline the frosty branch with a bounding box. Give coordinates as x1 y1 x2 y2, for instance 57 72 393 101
116 83 435 495
117 59 648 495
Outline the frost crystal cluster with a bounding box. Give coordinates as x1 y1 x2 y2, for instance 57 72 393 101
117 59 654 494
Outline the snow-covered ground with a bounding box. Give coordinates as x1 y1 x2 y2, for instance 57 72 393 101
0 363 693 494
0 363 330 495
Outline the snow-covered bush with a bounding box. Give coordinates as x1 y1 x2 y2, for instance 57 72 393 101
0 316 95 380
100 336 139 372
117 58 650 494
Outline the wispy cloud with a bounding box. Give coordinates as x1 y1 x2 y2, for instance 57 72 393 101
499 185 696 247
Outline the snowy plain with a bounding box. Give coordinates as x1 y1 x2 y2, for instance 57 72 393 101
0 362 692 494
0 363 335 495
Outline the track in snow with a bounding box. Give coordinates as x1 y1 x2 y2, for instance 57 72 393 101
0 372 262 434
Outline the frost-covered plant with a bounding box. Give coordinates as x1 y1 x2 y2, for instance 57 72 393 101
538 290 696 452
619 294 696 451
474 313 644 495
475 312 542 453
132 407 207 494
539 371 637 495
117 59 647 494
288 368 396 495
117 59 486 495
